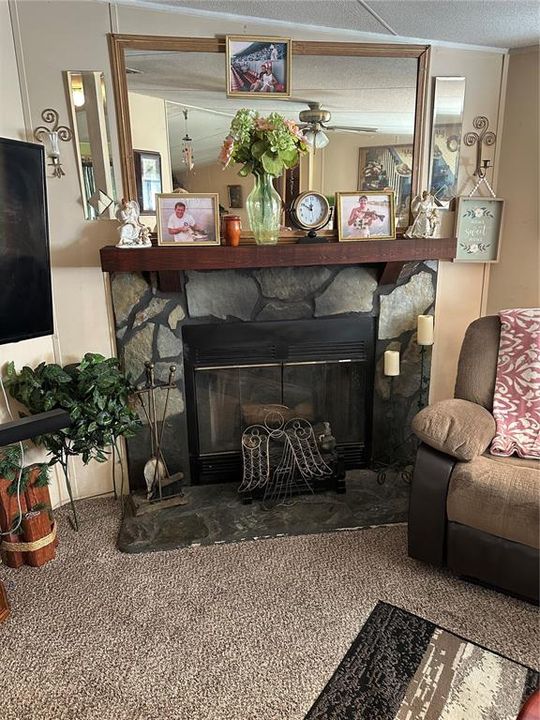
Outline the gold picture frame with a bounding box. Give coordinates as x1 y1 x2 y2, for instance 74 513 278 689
336 191 396 241
156 193 221 247
226 35 292 98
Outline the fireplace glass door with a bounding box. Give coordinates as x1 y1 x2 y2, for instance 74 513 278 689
194 360 367 456
195 364 282 455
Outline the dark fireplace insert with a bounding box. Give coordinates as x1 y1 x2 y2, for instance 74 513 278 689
182 318 375 485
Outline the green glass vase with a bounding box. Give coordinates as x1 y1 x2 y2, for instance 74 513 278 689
246 172 281 245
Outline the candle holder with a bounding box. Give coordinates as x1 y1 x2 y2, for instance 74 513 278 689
373 352 414 486
418 345 430 410
33 108 73 178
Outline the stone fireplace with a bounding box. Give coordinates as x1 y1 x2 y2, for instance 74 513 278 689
110 261 437 489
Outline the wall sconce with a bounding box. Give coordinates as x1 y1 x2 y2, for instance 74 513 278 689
463 115 497 197
33 108 73 178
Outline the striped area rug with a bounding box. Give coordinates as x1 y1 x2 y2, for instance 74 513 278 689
306 602 539 720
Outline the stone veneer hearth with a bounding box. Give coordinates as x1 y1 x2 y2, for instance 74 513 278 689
110 261 437 488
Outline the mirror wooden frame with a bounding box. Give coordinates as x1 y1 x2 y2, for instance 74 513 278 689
108 34 430 234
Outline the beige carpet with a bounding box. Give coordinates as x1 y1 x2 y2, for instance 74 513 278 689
1 499 538 720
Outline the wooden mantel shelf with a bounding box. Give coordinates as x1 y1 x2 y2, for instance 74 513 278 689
100 236 456 274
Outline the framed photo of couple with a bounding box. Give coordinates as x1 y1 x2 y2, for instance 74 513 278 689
226 36 291 97
156 193 220 247
336 191 396 241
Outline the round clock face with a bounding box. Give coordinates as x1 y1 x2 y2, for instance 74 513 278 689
291 192 331 231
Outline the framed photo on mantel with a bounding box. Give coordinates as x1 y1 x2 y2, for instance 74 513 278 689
156 193 220 247
336 191 396 242
454 196 504 263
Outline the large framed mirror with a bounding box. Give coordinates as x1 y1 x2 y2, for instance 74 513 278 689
108 35 430 238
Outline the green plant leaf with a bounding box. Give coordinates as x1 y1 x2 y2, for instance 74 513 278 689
251 140 267 160
238 161 254 177
261 152 283 176
279 147 297 165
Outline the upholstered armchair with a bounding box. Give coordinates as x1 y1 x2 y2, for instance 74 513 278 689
408 316 539 603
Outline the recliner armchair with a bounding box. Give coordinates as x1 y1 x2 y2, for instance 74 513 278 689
408 315 539 603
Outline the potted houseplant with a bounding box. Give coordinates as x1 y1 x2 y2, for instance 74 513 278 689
5 353 141 530
219 109 308 245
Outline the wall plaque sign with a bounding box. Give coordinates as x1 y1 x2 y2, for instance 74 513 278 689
454 196 504 263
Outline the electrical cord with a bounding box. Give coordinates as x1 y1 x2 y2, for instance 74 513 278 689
0 374 25 537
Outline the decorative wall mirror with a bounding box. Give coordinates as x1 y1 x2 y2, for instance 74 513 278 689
428 76 466 208
65 71 116 219
108 36 430 237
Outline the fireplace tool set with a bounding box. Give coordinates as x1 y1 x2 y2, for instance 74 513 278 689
240 405 345 506
132 361 186 511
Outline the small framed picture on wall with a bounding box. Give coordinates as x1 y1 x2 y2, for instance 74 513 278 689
226 36 291 97
336 191 396 241
454 197 504 262
156 193 220 246
227 184 243 209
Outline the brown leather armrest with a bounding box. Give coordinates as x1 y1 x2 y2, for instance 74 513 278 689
408 443 456 566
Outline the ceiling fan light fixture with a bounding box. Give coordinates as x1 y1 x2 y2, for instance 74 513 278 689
304 128 329 150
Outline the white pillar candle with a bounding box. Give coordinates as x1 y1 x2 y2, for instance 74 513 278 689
417 315 434 346
384 350 400 376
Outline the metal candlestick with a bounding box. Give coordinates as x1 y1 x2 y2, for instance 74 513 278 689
418 345 430 410
374 374 414 486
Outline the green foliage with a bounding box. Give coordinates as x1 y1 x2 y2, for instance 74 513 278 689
5 353 141 467
218 109 308 178
0 444 22 483
0 445 51 496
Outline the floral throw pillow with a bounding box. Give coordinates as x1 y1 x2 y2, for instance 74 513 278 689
490 308 540 459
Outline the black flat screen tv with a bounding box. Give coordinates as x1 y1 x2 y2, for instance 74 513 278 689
0 137 54 345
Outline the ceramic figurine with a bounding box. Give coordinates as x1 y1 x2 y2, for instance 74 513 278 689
115 198 152 248
405 191 439 238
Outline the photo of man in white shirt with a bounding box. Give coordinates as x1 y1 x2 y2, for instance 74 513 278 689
167 201 204 241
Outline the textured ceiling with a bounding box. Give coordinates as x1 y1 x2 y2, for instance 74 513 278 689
117 0 540 49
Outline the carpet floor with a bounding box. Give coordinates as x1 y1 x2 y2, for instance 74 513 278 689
1 499 538 720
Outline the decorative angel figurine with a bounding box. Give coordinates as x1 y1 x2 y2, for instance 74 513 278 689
405 191 439 238
115 199 152 248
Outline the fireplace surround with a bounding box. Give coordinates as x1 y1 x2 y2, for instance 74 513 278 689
110 261 437 489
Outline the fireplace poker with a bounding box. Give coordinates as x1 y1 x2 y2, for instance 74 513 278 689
150 364 177 499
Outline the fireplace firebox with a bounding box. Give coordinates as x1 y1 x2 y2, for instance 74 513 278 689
183 318 375 485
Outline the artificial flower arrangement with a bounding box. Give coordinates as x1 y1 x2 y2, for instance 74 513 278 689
219 108 308 177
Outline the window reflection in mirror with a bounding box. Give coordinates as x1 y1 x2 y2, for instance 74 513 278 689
125 50 418 231
65 71 116 219
429 77 466 207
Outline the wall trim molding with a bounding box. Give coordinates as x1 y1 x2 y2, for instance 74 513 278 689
107 0 509 54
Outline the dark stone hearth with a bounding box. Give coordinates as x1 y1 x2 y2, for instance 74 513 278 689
186 269 258 320
254 266 331 300
118 469 409 553
256 299 312 321
314 267 378 316
110 261 439 487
